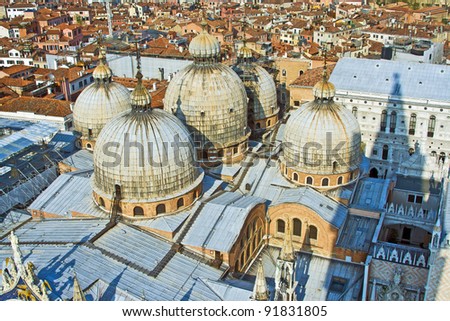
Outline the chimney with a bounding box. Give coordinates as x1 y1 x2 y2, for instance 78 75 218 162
158 67 164 81
152 83 157 91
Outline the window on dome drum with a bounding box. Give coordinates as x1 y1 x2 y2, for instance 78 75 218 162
133 206 144 216
268 119 271 126
277 219 285 234
86 143 92 150
332 161 338 173
293 218 301 236
177 198 184 209
306 176 313 185
256 122 261 129
390 111 397 133
88 128 92 138
293 172 299 181
322 178 329 186
309 225 318 240
337 176 343 185
428 115 436 138
407 113 417 136
380 110 387 131
382 145 389 160
156 204 166 215
352 106 357 118
98 197 105 207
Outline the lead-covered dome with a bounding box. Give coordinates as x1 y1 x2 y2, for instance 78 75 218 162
281 68 361 189
164 20 249 164
92 70 203 218
73 52 131 150
232 48 278 136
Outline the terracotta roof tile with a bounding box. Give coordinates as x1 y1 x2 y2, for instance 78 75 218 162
0 96 71 117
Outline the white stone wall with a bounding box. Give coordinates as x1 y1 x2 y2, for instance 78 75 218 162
335 90 450 179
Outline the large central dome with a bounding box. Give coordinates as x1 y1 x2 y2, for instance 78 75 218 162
92 70 203 218
281 67 361 189
73 50 131 150
164 18 249 165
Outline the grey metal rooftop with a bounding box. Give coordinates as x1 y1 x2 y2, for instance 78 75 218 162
330 58 450 102
395 175 442 195
352 177 390 211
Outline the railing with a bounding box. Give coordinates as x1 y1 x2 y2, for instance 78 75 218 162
372 241 429 268
385 202 436 224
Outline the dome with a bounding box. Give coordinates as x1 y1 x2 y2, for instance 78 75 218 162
93 71 203 217
189 18 220 59
164 63 249 149
282 71 361 187
312 79 336 100
93 109 202 202
238 46 253 59
73 56 131 146
232 62 278 125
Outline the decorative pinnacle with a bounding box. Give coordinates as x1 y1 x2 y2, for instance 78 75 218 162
201 10 208 31
135 42 142 81
321 46 329 82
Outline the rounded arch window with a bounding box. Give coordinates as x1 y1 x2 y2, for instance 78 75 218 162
98 197 105 208
277 219 285 234
309 225 318 240
306 176 313 185
293 218 302 236
293 172 299 181
337 176 343 185
156 204 166 215
177 198 184 209
322 177 329 187
133 206 144 216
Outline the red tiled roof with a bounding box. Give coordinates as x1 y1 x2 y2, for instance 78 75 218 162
0 96 71 117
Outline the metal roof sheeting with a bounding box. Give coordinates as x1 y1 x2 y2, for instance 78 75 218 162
28 170 107 218
0 218 107 244
330 58 450 103
183 192 265 252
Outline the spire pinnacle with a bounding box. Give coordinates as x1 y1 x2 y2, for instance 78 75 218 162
135 42 143 80
280 220 295 262
322 47 328 82
201 10 208 31
131 41 151 110
252 260 269 301
72 272 86 301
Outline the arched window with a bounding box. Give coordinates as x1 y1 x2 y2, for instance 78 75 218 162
309 225 318 240
293 172 299 181
277 219 285 233
293 218 301 236
133 206 144 216
193 190 198 199
156 204 166 215
299 70 304 76
86 143 92 150
380 110 387 131
332 161 338 173
337 176 343 185
255 122 261 129
322 178 329 187
428 115 436 138
306 176 313 185
382 145 389 160
177 198 184 209
390 111 397 133
98 197 105 207
267 119 271 126
282 69 286 76
409 113 416 135
352 106 357 118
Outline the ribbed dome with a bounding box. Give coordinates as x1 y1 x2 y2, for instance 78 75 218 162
164 63 248 147
283 82 361 176
130 72 152 109
92 108 202 202
92 61 113 80
233 63 278 122
189 30 220 59
189 18 220 59
73 81 131 142
313 79 336 100
238 46 253 59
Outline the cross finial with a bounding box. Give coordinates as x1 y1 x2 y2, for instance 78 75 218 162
322 46 328 81
201 10 208 31
135 41 142 79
